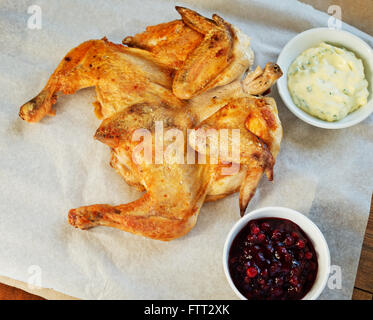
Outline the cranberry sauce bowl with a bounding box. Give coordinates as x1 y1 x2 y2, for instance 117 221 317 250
223 207 330 300
228 217 318 300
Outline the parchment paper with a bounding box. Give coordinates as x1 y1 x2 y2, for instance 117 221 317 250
0 0 372 300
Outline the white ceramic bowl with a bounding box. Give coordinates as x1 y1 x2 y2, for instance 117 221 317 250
223 207 330 300
276 27 373 129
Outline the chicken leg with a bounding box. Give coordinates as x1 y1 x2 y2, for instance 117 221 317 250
69 102 216 240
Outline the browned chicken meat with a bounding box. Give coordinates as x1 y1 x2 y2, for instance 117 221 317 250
19 7 283 241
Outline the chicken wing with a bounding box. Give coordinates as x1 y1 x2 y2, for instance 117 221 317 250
189 97 281 216
124 6 253 99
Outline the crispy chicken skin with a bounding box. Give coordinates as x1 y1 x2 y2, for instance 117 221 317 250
123 6 253 100
19 39 181 122
123 20 204 69
19 7 282 240
70 102 218 241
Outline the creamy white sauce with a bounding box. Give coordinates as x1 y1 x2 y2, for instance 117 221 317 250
287 42 369 121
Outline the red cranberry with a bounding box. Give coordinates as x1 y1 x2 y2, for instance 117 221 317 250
305 252 313 260
284 236 294 246
261 222 271 232
290 267 299 277
246 267 258 278
284 253 292 263
279 247 288 255
271 229 282 240
296 239 305 249
251 226 260 235
250 223 260 235
257 233 266 243
247 234 256 242
289 276 299 286
291 232 299 239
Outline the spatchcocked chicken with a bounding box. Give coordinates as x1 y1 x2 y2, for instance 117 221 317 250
19 7 283 241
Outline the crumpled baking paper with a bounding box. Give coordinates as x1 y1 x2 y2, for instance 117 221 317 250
0 0 372 299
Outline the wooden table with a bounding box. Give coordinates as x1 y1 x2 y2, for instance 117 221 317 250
352 195 373 300
1 0 372 300
0 283 44 300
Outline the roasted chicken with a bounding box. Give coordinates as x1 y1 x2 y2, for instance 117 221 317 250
19 7 283 241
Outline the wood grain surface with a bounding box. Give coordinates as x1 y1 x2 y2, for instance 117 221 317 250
352 195 373 300
301 0 372 34
0 283 44 300
0 0 372 300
